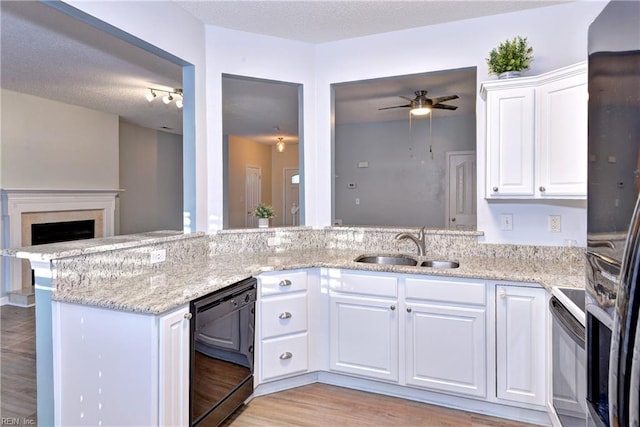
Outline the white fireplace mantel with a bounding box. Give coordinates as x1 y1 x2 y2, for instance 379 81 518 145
1 189 121 294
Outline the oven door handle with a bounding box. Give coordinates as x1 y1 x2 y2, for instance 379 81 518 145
550 296 586 349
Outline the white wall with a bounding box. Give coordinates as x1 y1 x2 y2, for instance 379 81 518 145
335 115 475 227
65 0 208 232
0 89 119 189
204 27 316 231
118 121 183 235
315 1 608 245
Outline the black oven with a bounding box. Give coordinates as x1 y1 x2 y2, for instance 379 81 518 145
190 277 257 426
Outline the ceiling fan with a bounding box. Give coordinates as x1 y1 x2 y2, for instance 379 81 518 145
378 90 459 116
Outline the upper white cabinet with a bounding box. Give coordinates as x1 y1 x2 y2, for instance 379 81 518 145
481 62 587 199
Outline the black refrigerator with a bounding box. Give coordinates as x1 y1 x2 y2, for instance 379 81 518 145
586 1 640 426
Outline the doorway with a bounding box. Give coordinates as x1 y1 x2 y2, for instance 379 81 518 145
283 168 300 226
446 151 476 230
245 165 262 228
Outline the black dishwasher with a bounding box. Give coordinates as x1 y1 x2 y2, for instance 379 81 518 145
190 277 256 426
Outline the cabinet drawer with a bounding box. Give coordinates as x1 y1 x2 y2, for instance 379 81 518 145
332 272 397 298
405 277 485 305
260 271 307 296
261 293 308 339
261 333 308 382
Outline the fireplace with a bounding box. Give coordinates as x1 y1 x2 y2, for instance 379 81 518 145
1 190 118 298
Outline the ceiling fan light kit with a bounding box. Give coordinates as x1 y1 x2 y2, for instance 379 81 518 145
146 87 183 109
379 90 459 116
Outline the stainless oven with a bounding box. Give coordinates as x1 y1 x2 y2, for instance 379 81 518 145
551 287 586 426
190 277 257 426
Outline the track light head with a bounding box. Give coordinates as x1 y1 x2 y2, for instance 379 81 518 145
145 89 156 102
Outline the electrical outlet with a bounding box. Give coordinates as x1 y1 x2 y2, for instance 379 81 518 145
500 214 513 231
549 215 561 233
150 249 166 264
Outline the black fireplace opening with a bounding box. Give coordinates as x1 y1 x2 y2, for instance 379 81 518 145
30 219 96 287
31 219 95 245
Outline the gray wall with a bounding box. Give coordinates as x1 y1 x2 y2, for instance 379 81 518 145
335 114 475 227
119 120 183 234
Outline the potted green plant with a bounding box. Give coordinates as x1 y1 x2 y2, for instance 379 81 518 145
486 36 534 79
253 203 275 228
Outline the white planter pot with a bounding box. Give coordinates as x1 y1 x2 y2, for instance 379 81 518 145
258 218 269 228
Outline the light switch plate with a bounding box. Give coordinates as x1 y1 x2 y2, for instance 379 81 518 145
500 214 513 231
549 215 561 233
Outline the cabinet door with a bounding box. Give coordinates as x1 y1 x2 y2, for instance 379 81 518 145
495 285 546 406
158 305 190 427
330 294 398 382
537 72 587 197
486 87 535 197
405 303 486 397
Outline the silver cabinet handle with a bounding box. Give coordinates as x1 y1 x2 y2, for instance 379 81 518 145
279 352 293 360
539 186 546 192
184 312 192 320
279 312 292 319
406 307 412 313
279 279 292 287
390 305 396 311
492 187 499 192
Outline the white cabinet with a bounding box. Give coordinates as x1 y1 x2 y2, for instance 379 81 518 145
404 276 487 398
158 305 190 427
258 270 309 382
52 301 190 426
329 271 399 382
495 284 547 406
482 62 587 199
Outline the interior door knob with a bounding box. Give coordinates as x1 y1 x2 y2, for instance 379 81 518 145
539 186 546 192
451 217 456 222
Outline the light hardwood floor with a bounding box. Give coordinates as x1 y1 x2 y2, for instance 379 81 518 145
1 305 537 426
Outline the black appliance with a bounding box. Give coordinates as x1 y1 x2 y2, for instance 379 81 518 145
190 277 257 426
586 1 640 426
551 288 587 426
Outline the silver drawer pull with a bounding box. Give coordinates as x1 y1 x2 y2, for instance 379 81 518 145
492 187 499 192
539 186 546 192
279 312 292 319
184 313 192 320
279 279 292 287
279 352 293 360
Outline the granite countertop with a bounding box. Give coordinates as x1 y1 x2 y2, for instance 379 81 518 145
0 230 203 261
52 249 585 315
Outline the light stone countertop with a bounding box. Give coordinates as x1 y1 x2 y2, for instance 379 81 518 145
52 249 585 315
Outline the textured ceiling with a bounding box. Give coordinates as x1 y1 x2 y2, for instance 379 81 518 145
174 1 569 44
1 1 569 141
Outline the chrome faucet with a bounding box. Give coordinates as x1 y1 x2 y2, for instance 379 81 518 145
394 227 426 256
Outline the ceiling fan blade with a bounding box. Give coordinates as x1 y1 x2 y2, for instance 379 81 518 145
399 96 413 102
432 103 458 110
378 104 411 110
431 94 459 104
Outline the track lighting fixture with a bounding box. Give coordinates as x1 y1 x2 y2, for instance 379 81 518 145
145 88 183 109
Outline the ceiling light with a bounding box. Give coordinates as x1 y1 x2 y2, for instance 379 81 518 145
145 89 156 102
276 137 286 153
145 87 183 108
410 98 431 116
410 107 431 116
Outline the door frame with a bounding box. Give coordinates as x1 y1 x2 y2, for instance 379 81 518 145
445 150 477 230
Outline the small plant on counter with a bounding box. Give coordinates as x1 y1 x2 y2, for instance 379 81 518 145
253 203 275 219
486 36 534 76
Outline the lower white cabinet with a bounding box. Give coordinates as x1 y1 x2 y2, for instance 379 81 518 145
258 270 310 383
52 301 190 426
329 294 399 381
404 276 487 397
495 284 547 406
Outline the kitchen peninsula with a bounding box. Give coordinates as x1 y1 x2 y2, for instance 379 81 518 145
1 226 584 426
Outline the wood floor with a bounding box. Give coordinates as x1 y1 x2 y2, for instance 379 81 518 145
1 305 537 427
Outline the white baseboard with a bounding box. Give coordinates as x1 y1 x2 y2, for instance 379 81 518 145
0 295 9 306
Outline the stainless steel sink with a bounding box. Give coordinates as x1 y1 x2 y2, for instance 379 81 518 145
420 260 460 269
355 255 418 266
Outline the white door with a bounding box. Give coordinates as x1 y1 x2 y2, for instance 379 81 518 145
283 168 300 226
245 165 262 228
446 151 477 230
329 294 399 382
495 285 546 406
405 302 486 397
